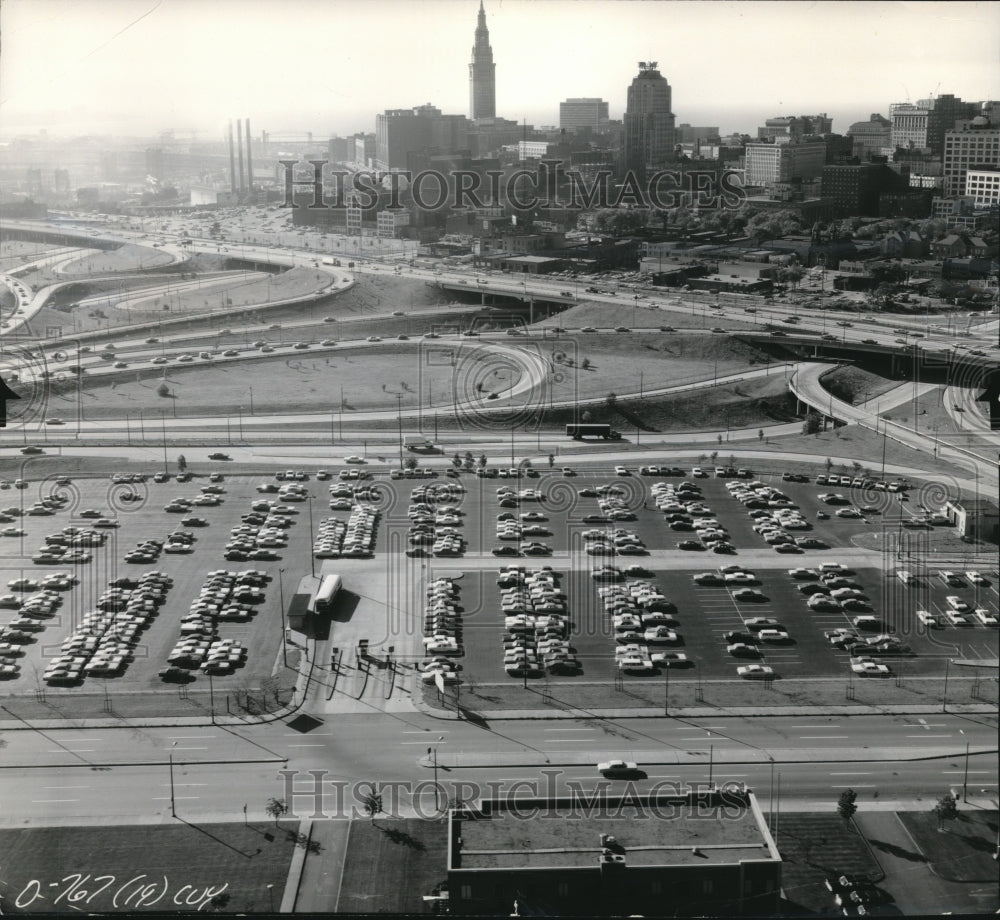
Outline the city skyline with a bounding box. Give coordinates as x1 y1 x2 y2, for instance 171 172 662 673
1 0 998 142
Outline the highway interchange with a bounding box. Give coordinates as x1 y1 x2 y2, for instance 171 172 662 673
0 214 997 913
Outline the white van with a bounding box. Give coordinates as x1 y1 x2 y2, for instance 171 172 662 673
945 596 971 613
896 570 916 586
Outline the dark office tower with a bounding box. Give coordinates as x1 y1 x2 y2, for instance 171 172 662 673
469 1 496 120
623 61 676 179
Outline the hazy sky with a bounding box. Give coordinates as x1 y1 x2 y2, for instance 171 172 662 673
2 0 998 141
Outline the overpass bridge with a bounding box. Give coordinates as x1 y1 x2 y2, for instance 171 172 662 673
433 279 576 304
737 330 1000 428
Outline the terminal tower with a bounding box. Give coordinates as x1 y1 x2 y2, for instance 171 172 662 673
469 1 496 120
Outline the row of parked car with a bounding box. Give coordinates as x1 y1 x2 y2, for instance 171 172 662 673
653 480 736 554
498 567 578 677
32 523 108 565
162 569 264 677
407 489 464 557
728 480 828 554
0 580 71 676
601 575 689 673
43 572 173 684
225 496 297 562
421 576 463 666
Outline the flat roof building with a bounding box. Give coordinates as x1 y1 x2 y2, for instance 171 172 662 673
447 788 781 916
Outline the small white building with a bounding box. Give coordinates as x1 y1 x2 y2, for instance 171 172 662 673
943 498 999 543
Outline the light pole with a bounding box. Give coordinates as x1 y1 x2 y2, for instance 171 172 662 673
429 735 445 811
962 741 971 802
395 393 404 470
278 567 288 667
168 741 178 818
307 493 315 578
942 657 951 712
663 661 670 716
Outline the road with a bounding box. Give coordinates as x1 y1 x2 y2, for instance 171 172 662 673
0 711 995 824
790 362 994 484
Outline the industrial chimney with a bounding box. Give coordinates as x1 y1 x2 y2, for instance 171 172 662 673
228 121 237 194
245 118 253 197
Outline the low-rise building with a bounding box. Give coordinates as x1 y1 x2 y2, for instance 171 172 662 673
447 788 781 917
943 498 999 543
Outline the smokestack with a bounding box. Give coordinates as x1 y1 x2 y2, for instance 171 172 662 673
228 121 237 194
245 117 253 196
236 120 246 195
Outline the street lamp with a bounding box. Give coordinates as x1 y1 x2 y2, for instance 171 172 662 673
395 393 404 471
307 493 315 578
428 735 445 811
168 741 178 818
278 567 288 668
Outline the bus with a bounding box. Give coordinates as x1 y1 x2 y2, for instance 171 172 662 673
313 574 342 613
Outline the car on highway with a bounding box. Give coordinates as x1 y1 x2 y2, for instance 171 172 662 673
44 417 65 425
21 446 44 455
598 759 639 777
208 452 231 461
737 664 775 679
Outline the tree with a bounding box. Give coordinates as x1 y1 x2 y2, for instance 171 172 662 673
758 429 765 443
717 434 723 446
360 785 384 825
933 792 958 830
265 797 289 827
177 454 187 471
605 392 617 412
837 789 858 822
157 382 170 398
825 457 833 473
709 451 718 464
802 412 822 435
548 454 555 468
581 357 591 370
452 453 462 469
477 454 487 469
404 457 418 470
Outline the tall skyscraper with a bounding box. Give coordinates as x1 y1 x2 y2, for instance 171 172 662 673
623 62 675 178
469 1 496 121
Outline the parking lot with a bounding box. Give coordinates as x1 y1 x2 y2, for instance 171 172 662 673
0 471 321 696
416 467 998 690
1 462 996 706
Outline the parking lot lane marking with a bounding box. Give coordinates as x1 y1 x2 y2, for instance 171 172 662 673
544 739 596 743
545 728 595 732
151 796 200 801
166 735 218 740
831 784 876 788
828 772 872 776
46 748 95 753
31 799 79 804
799 736 850 739
400 730 449 734
400 740 448 744
170 746 208 751
906 734 951 738
942 771 991 775
162 783 209 787
790 725 842 729
284 732 337 737
710 773 748 778
286 743 326 748
41 785 91 789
